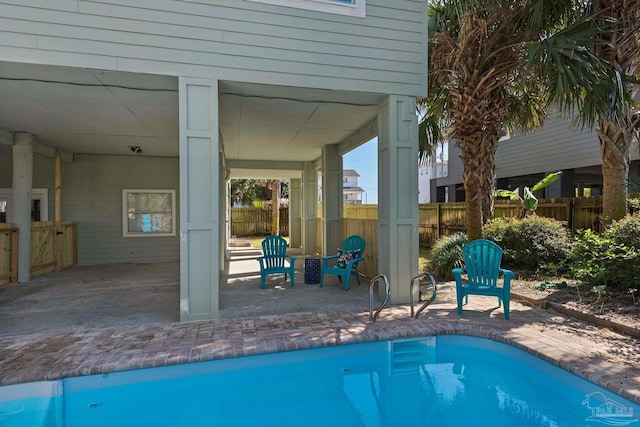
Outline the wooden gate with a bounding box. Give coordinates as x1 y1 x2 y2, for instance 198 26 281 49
31 222 77 277
0 226 18 287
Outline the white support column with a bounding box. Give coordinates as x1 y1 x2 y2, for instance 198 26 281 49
289 178 302 248
179 77 220 321
219 152 226 269
377 95 419 303
12 132 33 283
225 177 232 261
322 144 343 256
302 162 318 255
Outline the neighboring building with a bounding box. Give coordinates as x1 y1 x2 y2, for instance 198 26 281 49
418 165 431 203
0 0 428 319
343 169 365 204
426 113 640 202
318 169 366 204
418 143 449 203
418 142 448 202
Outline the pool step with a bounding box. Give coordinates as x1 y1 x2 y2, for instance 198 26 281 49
391 338 436 374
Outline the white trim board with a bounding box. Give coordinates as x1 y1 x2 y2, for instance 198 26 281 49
247 0 366 18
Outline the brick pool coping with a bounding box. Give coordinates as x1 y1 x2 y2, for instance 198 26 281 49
1 297 639 405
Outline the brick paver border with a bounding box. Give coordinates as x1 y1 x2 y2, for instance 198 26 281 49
1 297 638 405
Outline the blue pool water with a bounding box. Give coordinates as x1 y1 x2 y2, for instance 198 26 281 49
1 335 638 426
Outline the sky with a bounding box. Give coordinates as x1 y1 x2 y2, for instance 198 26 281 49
343 137 378 204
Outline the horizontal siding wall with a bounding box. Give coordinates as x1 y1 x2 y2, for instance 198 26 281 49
0 0 427 96
0 152 179 265
62 154 179 265
32 154 55 220
441 143 464 187
0 153 55 220
433 112 640 188
496 114 600 177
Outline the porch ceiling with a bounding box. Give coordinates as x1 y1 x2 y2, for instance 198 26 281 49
0 61 179 157
219 81 381 163
0 61 381 163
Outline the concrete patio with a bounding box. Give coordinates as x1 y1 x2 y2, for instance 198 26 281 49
0 248 639 405
0 247 374 337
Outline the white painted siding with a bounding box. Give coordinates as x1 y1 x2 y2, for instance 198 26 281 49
418 164 430 203
0 0 427 96
344 176 358 187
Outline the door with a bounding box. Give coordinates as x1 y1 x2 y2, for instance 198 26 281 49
0 189 49 223
0 197 7 223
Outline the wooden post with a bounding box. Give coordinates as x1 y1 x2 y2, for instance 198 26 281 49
10 228 18 284
72 223 78 266
55 150 63 270
0 228 19 286
271 180 280 236
436 202 441 239
567 198 575 234
55 150 61 222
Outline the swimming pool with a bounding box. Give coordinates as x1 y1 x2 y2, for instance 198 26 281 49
1 335 638 426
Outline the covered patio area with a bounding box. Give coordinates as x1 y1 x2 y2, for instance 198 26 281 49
0 248 374 337
1 59 419 322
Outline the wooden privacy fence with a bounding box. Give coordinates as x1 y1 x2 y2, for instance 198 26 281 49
342 205 379 278
230 197 606 278
419 197 603 247
343 218 378 279
0 221 77 286
0 226 18 286
343 205 378 220
31 222 78 277
344 198 604 250
230 208 289 237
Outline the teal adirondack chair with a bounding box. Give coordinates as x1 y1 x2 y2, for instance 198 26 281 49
257 236 296 289
320 235 366 291
452 239 513 319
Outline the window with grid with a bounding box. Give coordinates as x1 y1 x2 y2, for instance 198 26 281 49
122 189 176 237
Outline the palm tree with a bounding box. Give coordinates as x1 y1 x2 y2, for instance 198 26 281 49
269 180 280 236
589 1 640 222
251 179 284 235
419 0 630 241
232 179 286 235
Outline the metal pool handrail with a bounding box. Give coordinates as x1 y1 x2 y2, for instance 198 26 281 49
369 274 390 321
410 272 437 318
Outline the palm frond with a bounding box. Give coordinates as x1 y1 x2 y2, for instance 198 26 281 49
528 13 626 129
516 0 578 37
417 87 451 164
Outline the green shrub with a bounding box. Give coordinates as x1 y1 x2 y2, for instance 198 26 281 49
483 216 571 274
605 212 640 249
572 214 640 288
430 233 466 280
570 229 608 286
